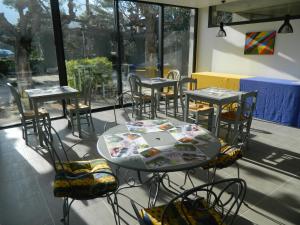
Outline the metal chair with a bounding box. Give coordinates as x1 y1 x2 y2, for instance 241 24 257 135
66 76 95 134
128 73 156 119
42 126 120 225
179 78 214 128
7 83 51 145
160 70 181 115
104 91 134 131
131 178 246 225
220 91 258 146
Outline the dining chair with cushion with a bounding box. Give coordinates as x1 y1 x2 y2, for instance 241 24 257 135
42 126 120 225
201 134 246 183
220 91 258 147
131 178 246 225
160 69 181 115
179 78 214 128
66 76 95 134
128 73 156 119
7 83 51 145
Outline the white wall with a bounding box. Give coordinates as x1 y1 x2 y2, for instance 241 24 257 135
196 8 300 80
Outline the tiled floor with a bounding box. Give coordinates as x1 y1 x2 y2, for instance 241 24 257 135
0 109 299 225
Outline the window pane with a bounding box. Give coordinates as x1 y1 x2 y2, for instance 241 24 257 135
0 0 60 127
59 0 117 108
119 1 160 91
164 7 195 78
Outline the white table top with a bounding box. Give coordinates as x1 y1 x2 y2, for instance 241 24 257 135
25 86 78 99
141 78 177 85
185 87 245 102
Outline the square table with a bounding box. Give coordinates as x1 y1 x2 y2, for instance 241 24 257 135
140 78 178 119
184 87 245 137
25 86 80 146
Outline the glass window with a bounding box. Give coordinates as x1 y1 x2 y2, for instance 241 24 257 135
118 1 160 91
59 0 117 108
0 0 60 127
164 7 196 78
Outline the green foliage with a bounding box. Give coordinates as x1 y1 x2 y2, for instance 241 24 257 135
0 59 15 75
66 57 112 89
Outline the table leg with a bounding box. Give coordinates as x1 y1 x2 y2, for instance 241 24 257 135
208 103 214 131
184 95 189 122
214 104 222 137
74 96 82 138
173 83 178 117
33 101 43 146
151 88 155 119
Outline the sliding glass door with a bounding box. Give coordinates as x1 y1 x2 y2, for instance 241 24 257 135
118 1 160 91
0 0 197 128
0 0 60 127
164 6 196 78
59 0 118 108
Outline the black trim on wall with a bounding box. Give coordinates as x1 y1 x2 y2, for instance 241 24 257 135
208 6 300 28
137 0 197 9
115 0 123 99
50 0 67 86
159 5 164 78
193 8 198 73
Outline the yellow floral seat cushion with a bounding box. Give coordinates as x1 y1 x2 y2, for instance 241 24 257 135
202 139 242 169
140 199 222 225
54 159 117 199
220 110 247 121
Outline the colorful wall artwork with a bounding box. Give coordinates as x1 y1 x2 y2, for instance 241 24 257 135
244 31 276 55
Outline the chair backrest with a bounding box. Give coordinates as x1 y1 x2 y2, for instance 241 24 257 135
161 178 246 225
105 91 133 131
7 83 25 117
241 90 258 120
42 126 70 173
128 73 142 97
74 65 94 91
167 69 181 81
179 77 197 111
81 76 93 107
227 91 258 145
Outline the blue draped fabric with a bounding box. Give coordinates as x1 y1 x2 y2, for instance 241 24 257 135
240 77 300 127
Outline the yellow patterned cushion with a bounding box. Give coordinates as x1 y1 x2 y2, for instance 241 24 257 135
54 159 117 199
202 139 242 169
141 200 222 225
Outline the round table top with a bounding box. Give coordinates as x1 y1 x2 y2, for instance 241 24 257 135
97 120 221 173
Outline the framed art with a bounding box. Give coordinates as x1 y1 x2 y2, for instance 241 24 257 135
244 31 276 55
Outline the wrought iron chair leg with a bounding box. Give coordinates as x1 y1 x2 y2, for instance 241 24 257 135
61 197 74 225
148 174 160 208
236 162 240 179
107 193 121 225
180 170 195 190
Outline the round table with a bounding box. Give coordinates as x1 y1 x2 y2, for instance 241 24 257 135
97 120 221 207
97 121 221 173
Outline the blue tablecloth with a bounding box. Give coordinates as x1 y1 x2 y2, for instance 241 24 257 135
240 77 300 127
